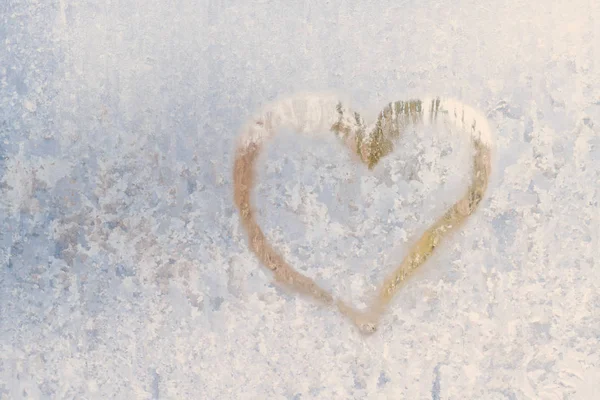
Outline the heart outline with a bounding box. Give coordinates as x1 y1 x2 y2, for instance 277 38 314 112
233 92 493 334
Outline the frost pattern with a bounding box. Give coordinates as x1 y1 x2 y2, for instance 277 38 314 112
1 1 599 399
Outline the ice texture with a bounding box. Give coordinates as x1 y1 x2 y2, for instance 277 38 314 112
1 1 599 399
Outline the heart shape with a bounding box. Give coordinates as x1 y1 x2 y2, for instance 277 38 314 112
233 92 493 334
